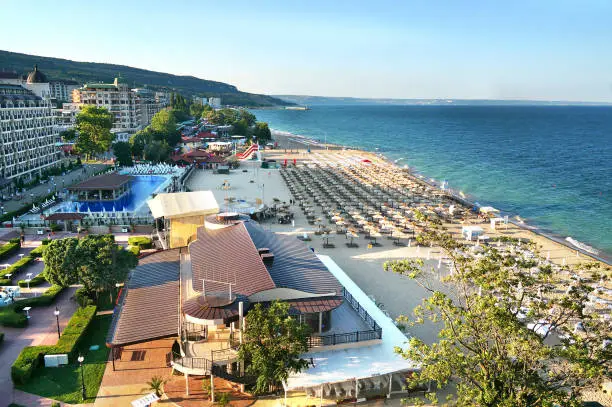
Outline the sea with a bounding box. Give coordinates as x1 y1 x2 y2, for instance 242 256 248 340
253 105 612 261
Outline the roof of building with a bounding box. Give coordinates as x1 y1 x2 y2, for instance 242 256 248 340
68 173 132 190
26 65 48 84
0 71 20 79
147 191 219 219
83 83 117 89
44 213 85 221
245 221 341 295
107 249 181 346
190 222 277 296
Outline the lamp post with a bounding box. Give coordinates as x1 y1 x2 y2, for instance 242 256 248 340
30 193 34 204
78 354 86 400
54 307 60 339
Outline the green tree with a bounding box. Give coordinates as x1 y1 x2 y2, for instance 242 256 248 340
75 106 114 159
130 129 151 158
59 128 77 142
189 102 204 118
143 140 172 162
150 109 177 135
238 109 256 126
238 301 309 394
385 231 611 407
77 235 138 299
113 141 133 166
42 238 80 287
232 118 249 137
253 122 272 144
144 376 167 398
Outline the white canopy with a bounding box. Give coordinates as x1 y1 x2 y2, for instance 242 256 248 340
147 191 219 219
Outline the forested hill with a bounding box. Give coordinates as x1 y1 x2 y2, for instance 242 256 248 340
0 50 291 107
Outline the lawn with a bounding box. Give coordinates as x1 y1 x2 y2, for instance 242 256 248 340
16 314 112 404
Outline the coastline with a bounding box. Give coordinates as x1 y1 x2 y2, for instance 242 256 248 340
270 129 612 266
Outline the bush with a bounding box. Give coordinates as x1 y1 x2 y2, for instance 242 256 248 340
11 305 97 385
18 273 46 288
0 241 20 261
127 245 140 256
41 238 51 245
13 285 64 312
75 287 95 308
127 236 152 249
2 255 34 279
30 245 46 258
0 332 4 344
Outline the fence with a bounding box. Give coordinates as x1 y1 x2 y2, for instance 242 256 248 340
307 287 383 349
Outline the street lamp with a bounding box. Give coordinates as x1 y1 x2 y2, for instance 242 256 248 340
30 193 34 204
54 307 60 339
78 354 86 400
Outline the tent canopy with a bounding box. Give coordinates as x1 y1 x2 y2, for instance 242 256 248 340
147 191 219 219
479 206 500 214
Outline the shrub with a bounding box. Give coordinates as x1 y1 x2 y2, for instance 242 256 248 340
50 224 62 232
127 236 152 249
127 245 140 256
0 241 20 260
13 285 64 312
0 332 4 344
0 278 11 286
30 245 46 257
41 238 51 245
11 305 97 385
75 287 95 308
18 273 46 288
2 255 34 280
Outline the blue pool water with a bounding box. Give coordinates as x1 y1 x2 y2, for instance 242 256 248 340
71 175 166 213
254 105 612 258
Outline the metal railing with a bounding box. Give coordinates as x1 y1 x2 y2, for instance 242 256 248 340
172 355 212 373
342 287 382 332
306 288 383 349
307 329 381 348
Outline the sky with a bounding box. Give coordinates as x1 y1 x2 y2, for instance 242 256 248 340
1 0 612 102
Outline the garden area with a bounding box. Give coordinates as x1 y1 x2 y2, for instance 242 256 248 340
15 312 112 404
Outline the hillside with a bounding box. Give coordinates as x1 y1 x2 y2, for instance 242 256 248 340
0 50 291 107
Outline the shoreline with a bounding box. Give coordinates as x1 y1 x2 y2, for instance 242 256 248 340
269 129 612 266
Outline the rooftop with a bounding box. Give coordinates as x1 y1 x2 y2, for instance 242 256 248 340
68 173 132 190
107 249 181 347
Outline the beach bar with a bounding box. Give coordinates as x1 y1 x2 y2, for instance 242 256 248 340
68 173 132 201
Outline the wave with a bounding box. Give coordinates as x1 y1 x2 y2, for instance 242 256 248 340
565 237 600 255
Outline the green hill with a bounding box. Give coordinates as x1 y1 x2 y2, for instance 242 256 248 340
0 50 291 107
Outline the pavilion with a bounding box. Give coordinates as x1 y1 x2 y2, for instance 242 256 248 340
68 173 132 201
107 207 416 401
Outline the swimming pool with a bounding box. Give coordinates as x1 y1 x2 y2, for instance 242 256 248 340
67 175 167 213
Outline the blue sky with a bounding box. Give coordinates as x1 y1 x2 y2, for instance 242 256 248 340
1 0 611 101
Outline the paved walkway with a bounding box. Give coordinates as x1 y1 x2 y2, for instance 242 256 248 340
0 286 78 407
2 162 108 213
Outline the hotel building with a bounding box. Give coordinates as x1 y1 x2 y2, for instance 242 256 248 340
0 82 61 182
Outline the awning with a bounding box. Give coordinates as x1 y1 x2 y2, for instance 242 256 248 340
147 191 219 219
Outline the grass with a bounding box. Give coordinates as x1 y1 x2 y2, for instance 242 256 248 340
16 314 112 404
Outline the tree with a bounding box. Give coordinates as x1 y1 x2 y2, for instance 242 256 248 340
42 238 80 287
144 376 166 398
150 109 177 135
113 141 133 166
60 128 77 142
77 235 138 299
385 231 611 407
238 301 310 394
189 102 204 118
232 118 249 137
143 140 172 163
253 122 272 144
238 109 256 127
75 106 114 159
130 129 150 158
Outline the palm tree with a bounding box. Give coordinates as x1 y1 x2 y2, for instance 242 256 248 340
144 375 166 397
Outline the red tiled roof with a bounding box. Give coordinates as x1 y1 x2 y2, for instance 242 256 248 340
190 223 276 296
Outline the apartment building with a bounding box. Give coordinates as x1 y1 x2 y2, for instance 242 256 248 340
0 84 61 181
49 80 79 102
72 77 142 133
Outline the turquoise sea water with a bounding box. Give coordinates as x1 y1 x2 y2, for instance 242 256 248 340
254 105 612 259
